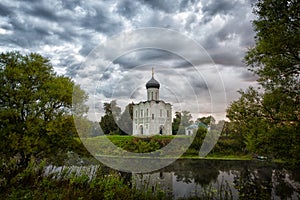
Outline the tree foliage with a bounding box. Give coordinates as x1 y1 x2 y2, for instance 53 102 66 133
0 51 88 166
118 103 133 135
172 111 193 135
181 111 193 127
245 0 299 93
99 100 121 135
227 0 299 163
197 116 215 126
244 0 299 123
172 112 181 135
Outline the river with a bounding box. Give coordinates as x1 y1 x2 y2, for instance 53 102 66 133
45 159 300 199
132 159 299 199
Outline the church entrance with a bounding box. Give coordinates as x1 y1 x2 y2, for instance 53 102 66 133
159 125 164 135
140 125 143 135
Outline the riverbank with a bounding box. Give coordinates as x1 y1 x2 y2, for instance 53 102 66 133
80 135 286 163
180 154 252 160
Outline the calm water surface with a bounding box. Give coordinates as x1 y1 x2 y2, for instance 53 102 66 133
46 159 300 199
132 159 300 199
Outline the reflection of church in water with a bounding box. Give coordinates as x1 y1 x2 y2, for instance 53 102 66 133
132 172 173 196
132 69 172 136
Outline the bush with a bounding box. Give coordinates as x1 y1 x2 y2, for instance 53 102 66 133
1 159 170 200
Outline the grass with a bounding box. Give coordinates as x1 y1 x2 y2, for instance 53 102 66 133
201 154 252 160
79 135 255 161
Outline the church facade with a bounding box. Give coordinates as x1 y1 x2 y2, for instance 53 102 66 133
132 71 172 136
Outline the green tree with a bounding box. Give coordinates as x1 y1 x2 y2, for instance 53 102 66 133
244 0 299 125
172 111 193 135
227 0 299 163
0 51 88 166
172 111 181 135
226 87 269 154
197 115 216 126
189 126 207 150
181 110 193 127
245 0 299 94
99 100 121 135
118 103 133 135
220 121 235 137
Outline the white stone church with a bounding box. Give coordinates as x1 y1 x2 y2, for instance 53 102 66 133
132 70 172 136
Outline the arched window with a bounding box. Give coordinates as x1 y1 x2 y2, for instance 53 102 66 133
159 125 164 135
151 92 153 100
140 125 143 135
146 109 148 116
152 114 154 120
159 172 164 179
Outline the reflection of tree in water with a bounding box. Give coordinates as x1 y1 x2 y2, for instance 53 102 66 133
233 165 300 199
234 166 272 199
193 165 219 186
164 160 300 199
172 159 219 186
273 169 299 199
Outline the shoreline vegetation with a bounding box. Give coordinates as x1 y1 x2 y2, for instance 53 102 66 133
81 135 285 163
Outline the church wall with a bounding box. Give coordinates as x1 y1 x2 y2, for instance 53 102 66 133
133 101 172 136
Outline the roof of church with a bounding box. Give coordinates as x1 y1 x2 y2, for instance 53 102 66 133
133 100 171 106
146 76 160 89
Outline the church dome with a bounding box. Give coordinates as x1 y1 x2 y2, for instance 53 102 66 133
146 77 160 89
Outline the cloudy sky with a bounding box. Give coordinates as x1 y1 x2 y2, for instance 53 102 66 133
0 0 259 121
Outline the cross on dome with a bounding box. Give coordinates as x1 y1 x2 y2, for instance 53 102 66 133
146 68 160 89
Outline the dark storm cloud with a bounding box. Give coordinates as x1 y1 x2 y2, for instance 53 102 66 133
61 0 82 10
78 41 98 56
211 51 244 66
0 6 64 48
115 0 140 18
112 49 186 69
108 47 197 73
179 0 197 12
239 70 258 82
202 0 239 20
2 20 48 48
0 3 14 16
28 5 60 21
79 6 123 35
192 80 209 91
66 63 81 77
0 0 124 49
141 0 180 13
95 71 142 99
0 0 255 71
0 0 257 120
192 0 255 66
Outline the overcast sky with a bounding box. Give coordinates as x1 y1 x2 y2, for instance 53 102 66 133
0 0 259 121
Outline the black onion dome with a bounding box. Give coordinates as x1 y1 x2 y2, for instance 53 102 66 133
146 77 160 89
